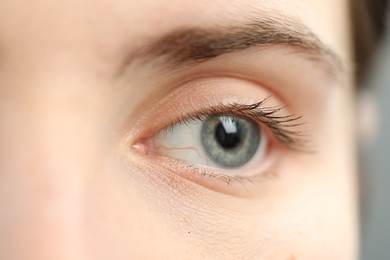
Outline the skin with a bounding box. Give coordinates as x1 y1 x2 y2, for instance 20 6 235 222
0 0 358 259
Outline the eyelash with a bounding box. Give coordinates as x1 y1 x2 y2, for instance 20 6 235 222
161 96 310 151
142 96 311 188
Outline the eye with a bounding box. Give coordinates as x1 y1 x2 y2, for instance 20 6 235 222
153 115 267 173
128 72 312 191
131 94 309 184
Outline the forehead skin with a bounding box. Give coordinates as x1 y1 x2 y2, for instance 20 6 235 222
0 0 351 68
0 0 357 260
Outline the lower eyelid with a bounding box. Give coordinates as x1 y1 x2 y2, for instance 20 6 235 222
144 154 280 198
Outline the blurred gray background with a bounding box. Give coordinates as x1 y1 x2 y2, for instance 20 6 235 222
361 13 390 260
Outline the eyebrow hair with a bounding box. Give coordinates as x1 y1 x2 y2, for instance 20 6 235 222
126 16 342 75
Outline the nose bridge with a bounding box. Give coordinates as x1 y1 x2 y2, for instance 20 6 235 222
0 69 103 177
0 73 105 260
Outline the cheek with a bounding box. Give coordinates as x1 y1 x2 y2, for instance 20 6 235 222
81 164 199 259
113 154 356 260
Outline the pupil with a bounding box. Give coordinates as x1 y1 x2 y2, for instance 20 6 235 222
215 119 242 149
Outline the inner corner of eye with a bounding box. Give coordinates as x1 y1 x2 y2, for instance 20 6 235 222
131 138 154 155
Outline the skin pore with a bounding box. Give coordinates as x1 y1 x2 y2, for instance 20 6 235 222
0 0 357 259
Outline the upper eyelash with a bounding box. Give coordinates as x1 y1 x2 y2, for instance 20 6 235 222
163 96 312 152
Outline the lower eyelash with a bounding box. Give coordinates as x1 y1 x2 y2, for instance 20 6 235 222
157 156 280 193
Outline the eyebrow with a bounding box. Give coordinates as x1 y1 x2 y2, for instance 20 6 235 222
126 16 342 75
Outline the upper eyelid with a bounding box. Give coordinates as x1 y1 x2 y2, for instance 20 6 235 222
125 74 317 152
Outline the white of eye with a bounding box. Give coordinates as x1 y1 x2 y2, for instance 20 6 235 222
152 115 268 176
